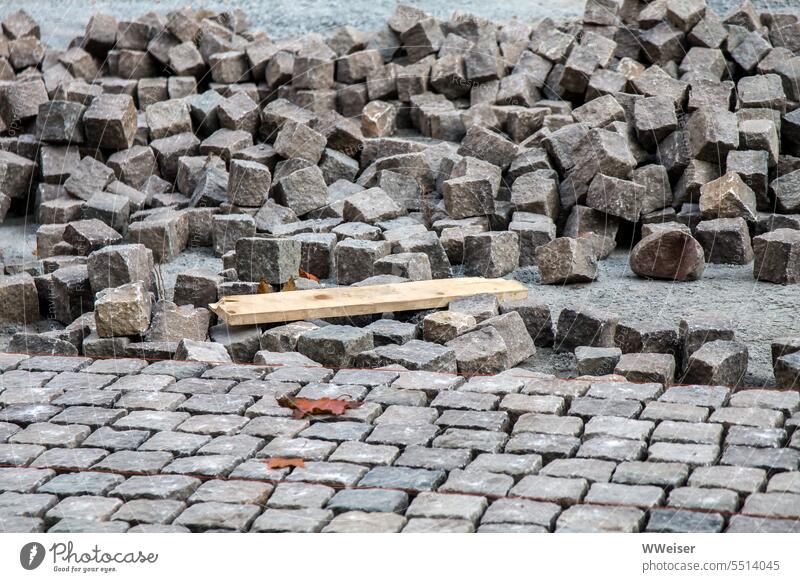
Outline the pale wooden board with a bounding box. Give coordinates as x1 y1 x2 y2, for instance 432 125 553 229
210 277 529 325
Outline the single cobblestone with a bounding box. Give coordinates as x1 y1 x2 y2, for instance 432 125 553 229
327 489 409 514
556 505 645 532
322 511 407 533
510 475 588 505
406 492 487 523
403 518 475 533
174 502 261 531
647 509 725 533
111 499 186 525
251 508 332 532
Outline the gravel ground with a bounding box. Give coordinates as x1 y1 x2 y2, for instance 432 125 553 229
2 209 794 386
1 0 586 47
0 217 37 267
515 251 800 387
1 0 798 48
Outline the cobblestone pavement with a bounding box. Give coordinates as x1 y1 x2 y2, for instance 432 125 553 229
1 353 799 533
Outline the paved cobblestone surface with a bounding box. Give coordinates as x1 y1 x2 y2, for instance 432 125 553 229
2 355 800 533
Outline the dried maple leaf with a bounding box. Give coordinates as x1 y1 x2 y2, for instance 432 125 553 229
298 268 320 283
277 395 362 418
257 280 273 294
266 457 305 469
281 277 297 292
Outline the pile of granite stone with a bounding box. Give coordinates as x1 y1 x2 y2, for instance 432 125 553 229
1 1 800 387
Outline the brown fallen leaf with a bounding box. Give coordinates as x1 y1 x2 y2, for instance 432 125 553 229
298 268 320 283
266 457 305 469
281 277 297 292
257 280 273 294
277 395 362 418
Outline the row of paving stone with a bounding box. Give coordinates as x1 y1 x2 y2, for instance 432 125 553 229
1 352 800 533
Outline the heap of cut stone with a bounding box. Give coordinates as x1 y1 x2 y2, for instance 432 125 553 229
0 1 799 383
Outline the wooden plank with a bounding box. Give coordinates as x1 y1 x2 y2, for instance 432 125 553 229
209 277 528 325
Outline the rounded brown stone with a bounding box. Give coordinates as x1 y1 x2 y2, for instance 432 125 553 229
630 230 705 281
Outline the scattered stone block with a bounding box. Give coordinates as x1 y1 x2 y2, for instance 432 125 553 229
82 94 138 150
699 171 757 221
173 270 222 308
422 312 475 344
82 192 131 233
634 96 678 150
35 101 85 144
50 266 94 325
510 172 558 220
128 213 190 263
774 352 800 389
615 353 676 385
475 312 535 368
586 174 645 222
393 232 453 279
212 214 256 257
235 237 301 285
0 150 36 200
375 253 432 281
335 239 391 285
274 122 327 164
175 340 233 364
343 188 405 224
727 150 769 209
208 324 265 363
227 160 271 207
770 170 800 214
555 307 618 352
63 157 115 201
445 327 510 375
362 101 397 138
297 325 374 367
145 99 192 141
575 346 622 376
683 340 749 387
686 107 739 163
458 125 518 170
273 165 328 217
630 230 706 281
694 218 754 265
64 219 123 256
146 301 211 343
94 282 152 338
535 238 597 284
1 79 48 124
0 273 40 325
753 229 800 284
291 233 336 279
463 232 519 278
